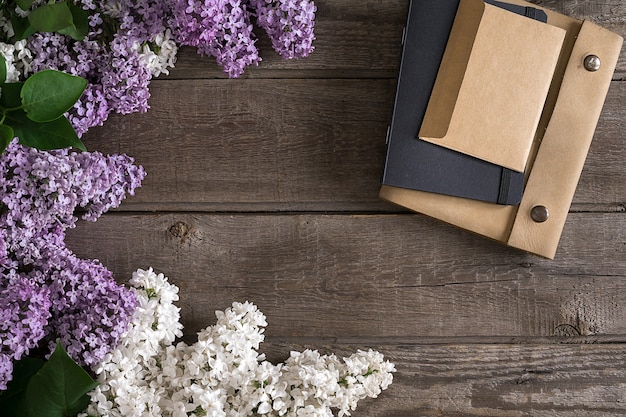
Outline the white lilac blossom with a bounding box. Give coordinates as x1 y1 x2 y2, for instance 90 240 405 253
0 15 13 38
0 39 33 81
0 141 145 389
138 29 179 77
83 268 395 417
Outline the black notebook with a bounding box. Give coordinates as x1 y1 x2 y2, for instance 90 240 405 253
381 0 548 205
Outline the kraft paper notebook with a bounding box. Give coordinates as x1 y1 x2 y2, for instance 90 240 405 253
380 0 623 258
381 0 558 205
419 0 565 172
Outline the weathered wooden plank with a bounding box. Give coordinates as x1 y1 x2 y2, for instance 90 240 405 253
65 212 626 339
258 342 626 417
82 79 626 212
82 78 394 211
163 0 626 79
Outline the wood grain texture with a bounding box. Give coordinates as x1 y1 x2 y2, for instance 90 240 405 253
65 212 626 339
82 78 395 211
81 80 626 212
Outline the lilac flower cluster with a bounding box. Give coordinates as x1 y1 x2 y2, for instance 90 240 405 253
0 140 145 390
169 0 317 76
25 0 165 136
44 257 139 367
0 275 51 390
112 0 172 44
248 0 317 59
199 0 261 78
2 0 316 135
167 0 225 48
168 0 261 78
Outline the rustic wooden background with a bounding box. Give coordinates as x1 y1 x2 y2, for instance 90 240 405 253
65 1 626 415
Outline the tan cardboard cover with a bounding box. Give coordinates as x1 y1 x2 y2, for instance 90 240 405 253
380 2 623 259
418 0 566 172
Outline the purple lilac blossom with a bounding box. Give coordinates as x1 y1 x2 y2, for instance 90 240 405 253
167 0 225 48
25 0 168 136
27 31 151 136
0 141 145 262
44 257 138 367
0 354 12 391
0 275 52 358
169 0 260 77
248 0 316 59
0 141 145 388
101 34 152 115
202 0 260 77
69 84 110 138
0 232 8 268
27 33 110 136
113 0 172 43
0 274 52 390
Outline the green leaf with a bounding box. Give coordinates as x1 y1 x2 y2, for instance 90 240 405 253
0 124 15 153
14 0 35 10
27 1 74 34
9 109 87 151
0 357 45 417
0 54 6 85
25 342 98 417
15 0 89 41
57 2 90 41
0 82 24 109
21 69 87 122
8 15 36 41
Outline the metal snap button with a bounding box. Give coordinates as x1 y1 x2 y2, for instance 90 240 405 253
583 54 601 72
531 205 549 223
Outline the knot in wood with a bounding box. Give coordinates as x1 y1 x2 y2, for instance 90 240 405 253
169 221 193 241
554 324 581 337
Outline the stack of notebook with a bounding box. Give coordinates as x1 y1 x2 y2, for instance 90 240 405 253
380 0 623 258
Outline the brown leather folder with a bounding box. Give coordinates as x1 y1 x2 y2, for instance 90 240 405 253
380 0 623 259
